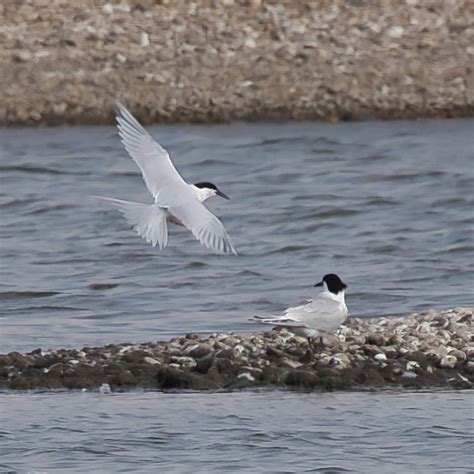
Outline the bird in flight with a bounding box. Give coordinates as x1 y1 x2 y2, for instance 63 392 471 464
252 273 348 346
95 102 237 255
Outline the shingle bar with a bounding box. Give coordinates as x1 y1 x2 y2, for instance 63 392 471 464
1 307 472 391
1 1 473 125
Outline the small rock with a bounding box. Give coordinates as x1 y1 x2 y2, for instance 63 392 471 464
116 53 127 63
102 3 114 14
141 32 150 47
13 51 31 62
143 357 161 366
170 356 197 369
237 372 255 382
439 355 457 369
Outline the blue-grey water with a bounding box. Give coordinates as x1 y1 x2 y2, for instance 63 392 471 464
1 390 473 473
0 119 473 472
1 119 473 352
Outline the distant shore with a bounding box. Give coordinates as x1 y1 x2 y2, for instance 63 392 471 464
1 1 473 125
1 307 472 391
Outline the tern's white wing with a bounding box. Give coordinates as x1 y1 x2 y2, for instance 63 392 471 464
116 102 188 203
169 199 237 255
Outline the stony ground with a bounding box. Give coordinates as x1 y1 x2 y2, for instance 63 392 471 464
1 307 472 391
1 0 473 125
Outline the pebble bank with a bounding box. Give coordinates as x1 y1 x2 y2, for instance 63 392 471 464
1 1 473 125
1 307 472 391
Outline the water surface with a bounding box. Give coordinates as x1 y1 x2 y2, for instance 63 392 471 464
0 119 473 351
1 390 472 473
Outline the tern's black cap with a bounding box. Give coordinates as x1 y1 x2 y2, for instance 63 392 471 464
194 182 230 200
314 273 347 294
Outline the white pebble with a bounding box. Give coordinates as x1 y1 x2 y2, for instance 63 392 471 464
387 26 404 38
238 372 255 382
102 3 114 14
141 32 150 47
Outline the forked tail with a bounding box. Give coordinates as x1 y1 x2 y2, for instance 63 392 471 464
93 196 168 249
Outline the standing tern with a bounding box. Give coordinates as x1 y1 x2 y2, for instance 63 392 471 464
252 273 348 345
95 102 237 255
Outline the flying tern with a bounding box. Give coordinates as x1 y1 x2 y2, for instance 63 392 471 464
252 273 348 345
95 102 237 255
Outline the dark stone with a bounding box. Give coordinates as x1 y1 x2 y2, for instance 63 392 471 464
185 333 200 340
188 344 213 359
46 362 64 376
285 369 319 388
0 366 9 377
367 334 386 346
39 376 65 389
194 354 214 374
362 345 382 356
404 352 430 369
260 367 280 384
21 367 43 378
156 367 191 389
299 349 314 364
104 362 126 375
10 376 31 389
62 377 96 390
156 367 217 390
265 346 285 359
121 350 150 364
215 349 234 360
110 371 136 386
353 366 387 386
7 352 30 369
0 355 12 366
32 354 62 369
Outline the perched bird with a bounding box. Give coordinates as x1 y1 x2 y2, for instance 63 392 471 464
95 102 237 255
252 273 348 345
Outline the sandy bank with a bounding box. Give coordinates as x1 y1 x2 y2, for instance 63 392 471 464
1 307 472 391
1 1 473 125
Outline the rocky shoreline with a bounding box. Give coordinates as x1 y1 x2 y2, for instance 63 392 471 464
1 1 473 125
1 307 472 392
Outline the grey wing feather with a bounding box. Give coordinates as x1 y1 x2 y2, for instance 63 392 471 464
115 102 188 203
285 296 347 332
169 199 237 255
252 316 308 328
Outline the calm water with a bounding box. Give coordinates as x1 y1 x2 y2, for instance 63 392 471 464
1 390 473 473
1 119 473 471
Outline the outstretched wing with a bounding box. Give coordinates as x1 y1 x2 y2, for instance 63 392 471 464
115 102 189 203
169 198 237 255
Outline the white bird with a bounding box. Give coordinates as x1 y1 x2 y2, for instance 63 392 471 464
252 273 348 345
95 102 237 255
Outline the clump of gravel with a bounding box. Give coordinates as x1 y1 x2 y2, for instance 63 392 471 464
1 307 472 392
0 1 473 125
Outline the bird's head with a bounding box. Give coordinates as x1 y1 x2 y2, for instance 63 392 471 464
193 182 230 202
314 273 347 295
